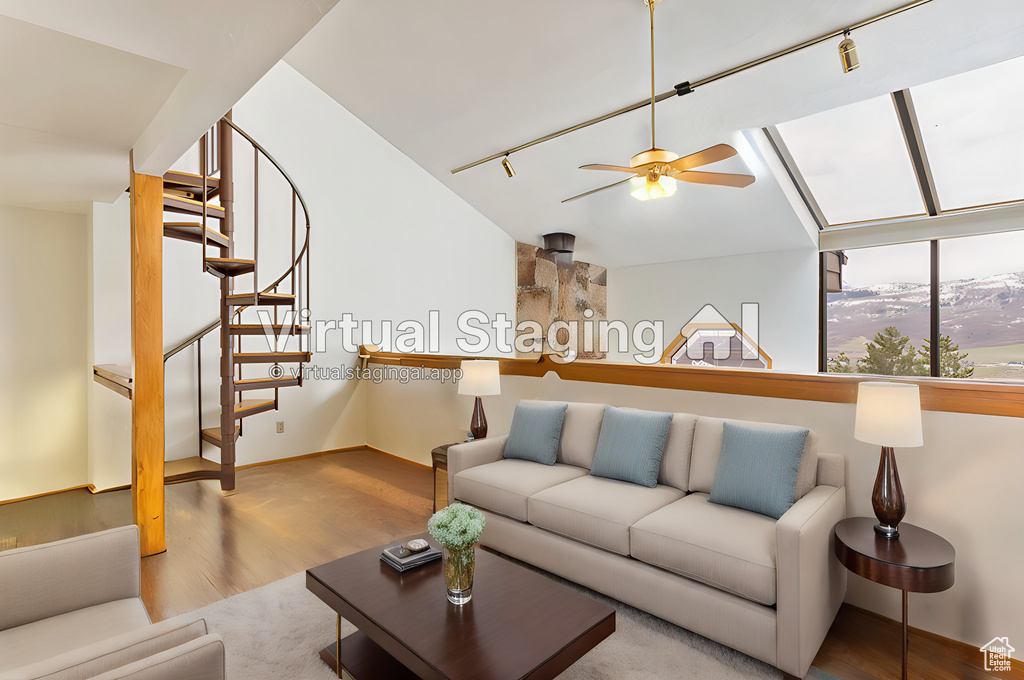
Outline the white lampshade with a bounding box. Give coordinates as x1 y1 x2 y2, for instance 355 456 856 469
854 382 923 448
458 360 501 396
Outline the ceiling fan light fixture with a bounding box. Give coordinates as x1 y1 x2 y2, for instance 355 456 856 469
839 31 860 73
630 174 676 201
501 155 516 178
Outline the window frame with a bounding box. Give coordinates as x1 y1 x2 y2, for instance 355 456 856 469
769 77 1024 231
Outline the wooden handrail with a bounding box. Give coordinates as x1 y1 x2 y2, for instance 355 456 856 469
164 318 220 363
365 351 1024 419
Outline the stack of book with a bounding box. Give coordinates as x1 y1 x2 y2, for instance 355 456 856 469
380 543 442 573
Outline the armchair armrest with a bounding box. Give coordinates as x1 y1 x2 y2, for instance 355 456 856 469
447 435 507 505
0 526 141 632
775 485 847 678
3 618 209 680
88 634 225 680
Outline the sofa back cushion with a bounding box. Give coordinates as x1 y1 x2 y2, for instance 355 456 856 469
0 526 141 632
708 422 809 519
522 400 606 468
503 403 568 465
690 416 819 500
590 407 674 487
658 413 698 490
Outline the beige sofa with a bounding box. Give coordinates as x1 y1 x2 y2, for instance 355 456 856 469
449 401 847 679
0 526 224 680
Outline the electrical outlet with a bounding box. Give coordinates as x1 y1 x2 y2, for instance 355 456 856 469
276 421 284 434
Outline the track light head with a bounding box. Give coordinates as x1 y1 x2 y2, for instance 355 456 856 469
839 31 860 73
501 155 516 178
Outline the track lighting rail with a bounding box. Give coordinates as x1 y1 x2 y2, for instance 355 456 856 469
450 0 933 176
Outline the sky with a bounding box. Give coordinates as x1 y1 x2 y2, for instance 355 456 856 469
842 230 1024 288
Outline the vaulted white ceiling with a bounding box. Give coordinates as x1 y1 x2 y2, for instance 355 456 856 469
0 0 339 211
285 0 1024 267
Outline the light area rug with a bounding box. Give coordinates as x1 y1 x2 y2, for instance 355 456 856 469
168 569 839 680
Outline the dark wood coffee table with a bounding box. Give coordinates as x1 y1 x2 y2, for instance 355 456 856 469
306 534 615 680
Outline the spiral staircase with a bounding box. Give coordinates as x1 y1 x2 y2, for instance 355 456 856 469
94 114 312 492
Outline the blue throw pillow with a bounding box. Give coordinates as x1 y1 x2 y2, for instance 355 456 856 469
503 403 568 465
589 406 673 487
709 422 809 519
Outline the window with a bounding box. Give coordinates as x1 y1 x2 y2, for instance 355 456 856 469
912 55 1024 211
774 55 1024 229
776 95 926 225
826 242 931 375
824 230 1024 381
939 231 1024 380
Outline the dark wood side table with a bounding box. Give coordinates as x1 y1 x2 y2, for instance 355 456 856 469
834 517 955 680
431 443 461 513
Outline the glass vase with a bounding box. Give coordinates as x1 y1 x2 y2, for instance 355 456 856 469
442 544 475 605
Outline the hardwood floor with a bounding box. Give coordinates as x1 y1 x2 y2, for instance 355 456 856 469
0 448 1019 679
0 448 433 621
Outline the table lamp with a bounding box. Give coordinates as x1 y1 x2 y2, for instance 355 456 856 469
458 360 501 439
854 382 923 539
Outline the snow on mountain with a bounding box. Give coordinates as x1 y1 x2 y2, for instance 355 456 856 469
828 272 1024 351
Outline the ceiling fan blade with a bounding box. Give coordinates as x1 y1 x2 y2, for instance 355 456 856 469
580 163 641 174
562 177 635 203
670 170 755 188
666 144 738 172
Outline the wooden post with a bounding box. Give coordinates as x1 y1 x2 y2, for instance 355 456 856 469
130 169 166 556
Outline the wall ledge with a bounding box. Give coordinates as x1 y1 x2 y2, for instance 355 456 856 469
366 352 1024 419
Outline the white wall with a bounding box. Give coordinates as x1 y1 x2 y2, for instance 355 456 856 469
156 61 515 468
365 374 1023 652
0 205 88 500
607 248 819 373
87 196 132 491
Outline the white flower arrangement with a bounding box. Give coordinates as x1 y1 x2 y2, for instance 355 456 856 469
428 503 486 551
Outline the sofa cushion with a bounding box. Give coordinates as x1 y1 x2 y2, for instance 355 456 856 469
630 493 778 606
590 407 673 487
527 476 684 556
503 403 567 465
658 413 697 491
0 598 151 674
2 618 208 680
522 401 605 469
690 417 819 500
454 459 587 522
709 422 809 519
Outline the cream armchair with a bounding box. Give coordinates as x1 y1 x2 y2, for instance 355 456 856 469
0 526 224 680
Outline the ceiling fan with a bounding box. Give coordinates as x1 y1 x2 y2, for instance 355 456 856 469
563 0 755 204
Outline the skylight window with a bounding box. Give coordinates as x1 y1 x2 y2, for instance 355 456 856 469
912 55 1024 211
776 95 926 225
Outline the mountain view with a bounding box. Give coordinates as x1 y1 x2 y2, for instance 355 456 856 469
827 272 1024 380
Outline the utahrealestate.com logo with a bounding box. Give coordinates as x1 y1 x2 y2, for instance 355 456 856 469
980 637 1014 672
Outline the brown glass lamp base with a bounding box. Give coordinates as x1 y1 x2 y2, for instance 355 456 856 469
872 446 905 540
469 396 488 439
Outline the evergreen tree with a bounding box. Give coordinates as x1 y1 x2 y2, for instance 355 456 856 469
857 327 924 376
827 351 855 373
918 335 974 378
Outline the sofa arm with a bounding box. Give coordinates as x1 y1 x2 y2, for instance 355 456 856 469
2 618 209 680
775 485 847 678
447 435 507 505
0 526 141 632
87 635 225 680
